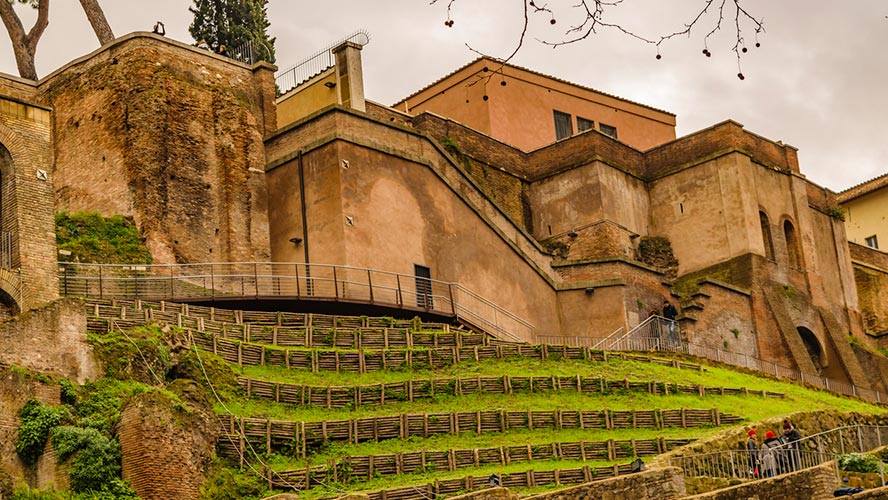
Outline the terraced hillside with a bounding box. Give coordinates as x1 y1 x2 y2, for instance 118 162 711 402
84 299 887 500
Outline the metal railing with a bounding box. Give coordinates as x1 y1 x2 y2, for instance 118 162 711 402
536 316 888 404
228 38 275 66
274 29 370 95
669 425 888 482
57 261 531 342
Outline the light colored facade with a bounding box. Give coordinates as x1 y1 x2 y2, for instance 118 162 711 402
839 173 888 253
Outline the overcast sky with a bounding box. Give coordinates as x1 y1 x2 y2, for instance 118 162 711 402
0 1 885 192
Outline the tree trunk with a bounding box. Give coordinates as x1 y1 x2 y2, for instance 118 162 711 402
0 0 50 80
78 0 114 45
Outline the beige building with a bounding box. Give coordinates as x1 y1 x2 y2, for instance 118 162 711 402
839 173 888 252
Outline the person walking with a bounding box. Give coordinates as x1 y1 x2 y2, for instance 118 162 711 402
662 299 679 347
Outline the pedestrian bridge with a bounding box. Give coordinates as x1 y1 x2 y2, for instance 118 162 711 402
58 262 533 343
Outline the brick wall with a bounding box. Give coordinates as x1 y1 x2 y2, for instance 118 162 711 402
0 366 62 493
0 299 95 383
118 390 217 500
38 33 271 266
523 467 686 500
0 96 57 311
682 462 835 499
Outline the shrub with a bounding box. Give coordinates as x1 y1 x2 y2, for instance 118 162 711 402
51 426 138 498
837 453 880 473
55 211 152 264
16 399 62 465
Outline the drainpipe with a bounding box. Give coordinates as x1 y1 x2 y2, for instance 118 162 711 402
297 150 311 283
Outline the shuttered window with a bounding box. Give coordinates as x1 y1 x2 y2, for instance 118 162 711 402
554 110 573 140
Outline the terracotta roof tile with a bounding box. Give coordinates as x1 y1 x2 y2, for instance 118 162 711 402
837 171 888 203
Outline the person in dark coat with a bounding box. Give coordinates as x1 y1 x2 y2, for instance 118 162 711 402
662 299 679 346
783 419 802 471
746 429 760 477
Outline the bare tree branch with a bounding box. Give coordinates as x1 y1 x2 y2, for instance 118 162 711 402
435 0 765 79
78 0 114 45
0 0 50 80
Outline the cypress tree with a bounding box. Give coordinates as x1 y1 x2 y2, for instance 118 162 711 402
189 0 276 63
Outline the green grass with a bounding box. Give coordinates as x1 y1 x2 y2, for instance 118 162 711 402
284 458 618 500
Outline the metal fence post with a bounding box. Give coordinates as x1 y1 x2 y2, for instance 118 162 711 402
333 267 339 299
367 270 374 303
99 265 103 300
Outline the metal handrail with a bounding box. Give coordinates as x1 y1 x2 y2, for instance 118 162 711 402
590 326 626 349
274 29 370 95
669 425 888 481
57 261 532 342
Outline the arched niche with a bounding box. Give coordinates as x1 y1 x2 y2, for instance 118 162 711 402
783 219 802 269
797 326 824 372
759 211 775 261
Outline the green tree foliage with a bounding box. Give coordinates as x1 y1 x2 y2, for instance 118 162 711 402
55 212 152 265
51 427 139 498
188 0 276 62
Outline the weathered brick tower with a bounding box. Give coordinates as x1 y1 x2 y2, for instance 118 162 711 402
0 95 58 313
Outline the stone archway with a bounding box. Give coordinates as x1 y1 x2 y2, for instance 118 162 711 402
797 326 824 372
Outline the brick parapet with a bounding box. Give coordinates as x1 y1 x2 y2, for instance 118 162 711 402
851 242 888 271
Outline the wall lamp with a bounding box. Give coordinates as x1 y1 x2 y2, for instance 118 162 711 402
289 237 303 244
585 287 595 295
324 81 337 89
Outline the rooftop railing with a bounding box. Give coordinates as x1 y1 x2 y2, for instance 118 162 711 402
58 261 531 343
274 29 370 95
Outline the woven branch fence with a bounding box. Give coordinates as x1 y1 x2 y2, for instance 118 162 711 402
86 301 486 348
251 437 693 486
237 375 785 409
269 462 642 495
218 408 740 458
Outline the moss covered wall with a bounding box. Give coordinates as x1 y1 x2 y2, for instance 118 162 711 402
38 34 273 265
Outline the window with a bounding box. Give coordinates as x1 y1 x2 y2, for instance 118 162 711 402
553 110 573 140
866 235 879 250
599 123 618 139
577 117 594 132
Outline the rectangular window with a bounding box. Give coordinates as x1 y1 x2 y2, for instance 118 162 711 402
414 264 433 309
577 117 594 132
599 123 618 139
553 110 573 140
866 235 879 250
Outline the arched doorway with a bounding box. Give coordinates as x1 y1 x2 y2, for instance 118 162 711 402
797 326 824 372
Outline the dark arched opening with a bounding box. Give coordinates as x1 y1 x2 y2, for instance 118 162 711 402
784 219 801 269
797 326 823 372
0 143 13 269
759 211 775 260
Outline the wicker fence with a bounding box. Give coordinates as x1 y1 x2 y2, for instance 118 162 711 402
269 462 645 495
250 437 693 488
218 408 740 458
237 375 785 409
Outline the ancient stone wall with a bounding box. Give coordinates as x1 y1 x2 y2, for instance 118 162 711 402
38 33 273 266
0 366 61 495
118 390 217 500
0 95 57 311
0 299 95 383
682 462 834 499
850 243 888 337
523 467 686 500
